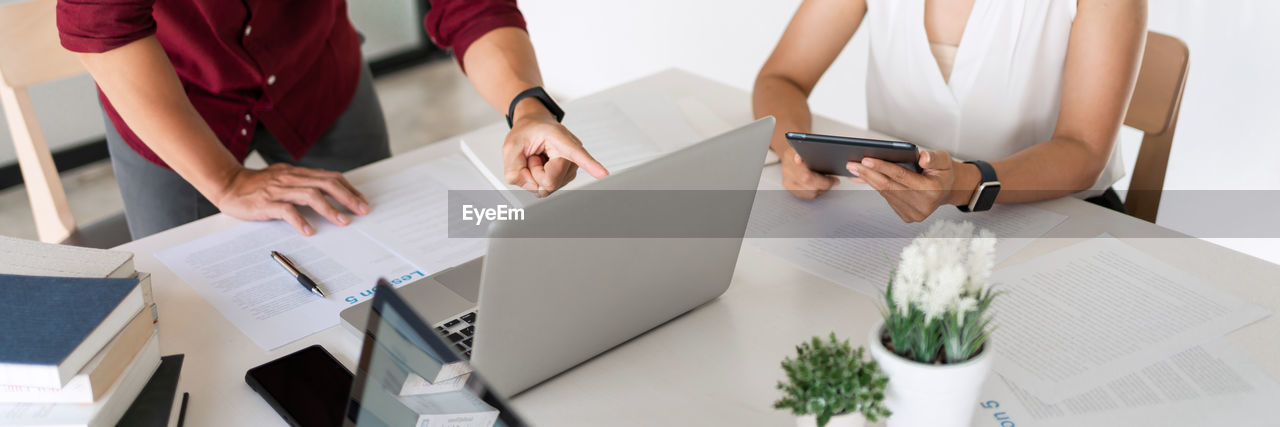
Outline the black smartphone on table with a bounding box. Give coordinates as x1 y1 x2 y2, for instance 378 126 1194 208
785 132 921 176
245 345 353 427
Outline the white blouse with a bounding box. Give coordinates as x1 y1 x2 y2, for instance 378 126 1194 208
864 0 1124 197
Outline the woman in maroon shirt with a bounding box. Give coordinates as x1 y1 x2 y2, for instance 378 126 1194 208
58 0 606 238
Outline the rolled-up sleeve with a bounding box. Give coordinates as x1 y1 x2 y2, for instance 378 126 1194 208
56 0 157 53
424 0 527 71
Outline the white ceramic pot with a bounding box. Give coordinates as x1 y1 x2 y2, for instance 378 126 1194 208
867 320 992 427
795 412 867 427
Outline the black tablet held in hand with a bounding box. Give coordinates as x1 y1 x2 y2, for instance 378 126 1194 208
785 132 921 176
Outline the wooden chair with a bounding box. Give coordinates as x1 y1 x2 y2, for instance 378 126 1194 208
1122 31 1190 223
0 0 129 247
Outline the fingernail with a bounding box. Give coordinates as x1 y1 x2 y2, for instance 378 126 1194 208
862 158 875 167
524 183 538 192
847 163 860 176
303 225 314 235
922 151 931 162
337 213 349 225
359 203 370 214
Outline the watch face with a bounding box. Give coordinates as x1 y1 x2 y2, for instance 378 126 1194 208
974 183 1001 211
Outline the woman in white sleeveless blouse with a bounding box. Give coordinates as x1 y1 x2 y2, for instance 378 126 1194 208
753 0 1146 222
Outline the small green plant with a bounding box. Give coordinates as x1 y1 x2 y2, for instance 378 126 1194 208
774 333 891 426
882 221 999 364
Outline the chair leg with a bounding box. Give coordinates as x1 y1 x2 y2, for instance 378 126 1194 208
1124 131 1175 223
1 85 75 243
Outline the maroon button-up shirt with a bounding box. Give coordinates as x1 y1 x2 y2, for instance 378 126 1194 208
57 0 526 168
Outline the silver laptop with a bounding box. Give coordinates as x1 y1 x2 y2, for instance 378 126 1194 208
341 117 774 396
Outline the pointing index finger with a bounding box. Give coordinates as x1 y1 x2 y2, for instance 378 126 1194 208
565 144 608 179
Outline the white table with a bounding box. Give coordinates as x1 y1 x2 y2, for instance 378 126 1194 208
117 69 1280 426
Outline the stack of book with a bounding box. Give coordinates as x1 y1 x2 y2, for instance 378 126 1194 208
0 236 165 427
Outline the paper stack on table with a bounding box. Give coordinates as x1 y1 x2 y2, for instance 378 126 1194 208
988 236 1270 402
972 337 1280 426
156 154 491 350
970 236 1277 426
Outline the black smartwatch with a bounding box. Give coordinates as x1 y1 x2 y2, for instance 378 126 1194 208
506 86 565 128
957 160 1000 212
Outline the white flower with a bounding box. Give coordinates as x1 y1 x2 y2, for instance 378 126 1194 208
922 263 966 322
951 296 978 324
893 243 926 315
925 220 973 240
889 220 996 322
966 229 996 293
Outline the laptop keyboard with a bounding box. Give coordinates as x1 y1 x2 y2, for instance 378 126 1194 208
435 309 478 359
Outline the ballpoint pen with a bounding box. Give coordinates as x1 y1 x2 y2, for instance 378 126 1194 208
270 251 325 297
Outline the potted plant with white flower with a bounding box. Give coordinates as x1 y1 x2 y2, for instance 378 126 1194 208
775 333 891 427
867 221 998 427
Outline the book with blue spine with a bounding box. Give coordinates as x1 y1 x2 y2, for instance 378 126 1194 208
0 274 144 388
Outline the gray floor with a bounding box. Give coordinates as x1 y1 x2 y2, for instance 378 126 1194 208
0 60 495 242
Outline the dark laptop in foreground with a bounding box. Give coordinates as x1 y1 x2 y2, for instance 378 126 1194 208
345 281 527 427
339 118 775 396
246 281 526 427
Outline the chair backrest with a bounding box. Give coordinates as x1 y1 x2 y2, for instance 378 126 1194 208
0 0 87 243
1122 31 1189 223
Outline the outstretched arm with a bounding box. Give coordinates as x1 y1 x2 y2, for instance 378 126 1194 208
426 1 606 197
73 36 368 236
753 0 868 199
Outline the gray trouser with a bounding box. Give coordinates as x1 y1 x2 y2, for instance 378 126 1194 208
106 63 391 240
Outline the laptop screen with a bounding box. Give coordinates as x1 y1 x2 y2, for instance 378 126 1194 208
345 281 526 427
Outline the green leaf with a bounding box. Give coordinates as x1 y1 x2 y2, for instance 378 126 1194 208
774 333 890 422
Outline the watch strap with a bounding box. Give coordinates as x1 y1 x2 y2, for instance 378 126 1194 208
506 87 565 128
957 160 998 212
968 160 997 182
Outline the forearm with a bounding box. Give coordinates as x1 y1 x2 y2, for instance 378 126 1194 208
459 27 552 123
949 0 1144 207
752 74 812 156
752 0 865 159
79 36 240 203
947 137 1109 205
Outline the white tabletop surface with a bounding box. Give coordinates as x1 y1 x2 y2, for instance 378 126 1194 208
115 69 1280 426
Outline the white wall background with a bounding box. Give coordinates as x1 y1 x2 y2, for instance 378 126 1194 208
519 0 1280 264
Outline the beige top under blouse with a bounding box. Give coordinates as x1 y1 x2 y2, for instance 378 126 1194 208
929 42 959 83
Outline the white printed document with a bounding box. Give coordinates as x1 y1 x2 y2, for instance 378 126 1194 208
157 156 488 350
156 217 419 350
746 165 1068 296
988 236 1270 403
353 154 489 275
971 338 1280 426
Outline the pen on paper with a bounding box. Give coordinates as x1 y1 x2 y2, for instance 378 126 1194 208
270 250 325 297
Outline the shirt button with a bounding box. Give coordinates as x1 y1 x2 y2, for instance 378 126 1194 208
266 75 277 86
244 25 252 37
240 128 248 136
244 114 252 123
